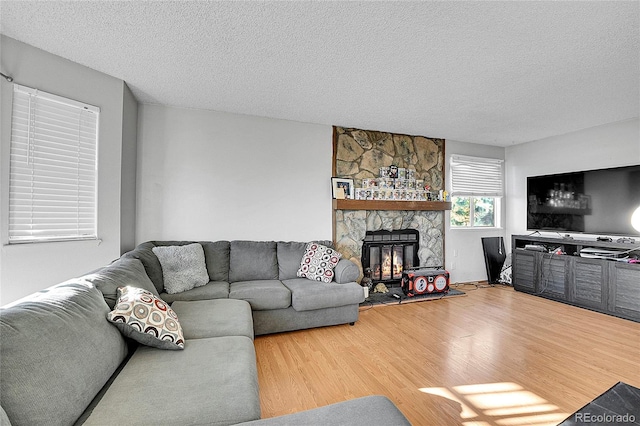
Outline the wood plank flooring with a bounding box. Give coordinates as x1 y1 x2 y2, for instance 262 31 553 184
254 284 640 425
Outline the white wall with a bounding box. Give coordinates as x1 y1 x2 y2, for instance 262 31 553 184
134 106 513 283
445 140 506 283
136 104 333 242
0 36 133 305
121 83 138 253
135 105 506 283
505 118 640 247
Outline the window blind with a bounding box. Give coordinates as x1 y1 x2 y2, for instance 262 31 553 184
450 154 504 196
9 84 99 243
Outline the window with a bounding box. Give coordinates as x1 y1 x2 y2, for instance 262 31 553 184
450 155 503 228
9 84 99 243
450 196 500 227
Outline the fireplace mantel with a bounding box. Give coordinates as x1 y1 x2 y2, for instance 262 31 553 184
333 199 451 211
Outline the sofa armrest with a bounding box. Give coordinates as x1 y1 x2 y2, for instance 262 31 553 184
333 259 360 284
240 395 410 425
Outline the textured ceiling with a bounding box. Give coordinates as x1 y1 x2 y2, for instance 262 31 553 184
1 1 638 146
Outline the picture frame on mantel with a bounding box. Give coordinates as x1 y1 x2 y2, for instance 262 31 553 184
331 177 354 199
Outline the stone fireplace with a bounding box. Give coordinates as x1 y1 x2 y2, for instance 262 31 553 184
362 229 419 284
335 209 444 281
332 126 447 282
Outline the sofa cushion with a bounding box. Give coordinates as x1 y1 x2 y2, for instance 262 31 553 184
277 241 308 280
0 282 128 426
229 280 291 310
160 280 229 303
81 257 159 309
229 240 278 282
241 395 410 425
84 336 261 426
277 240 333 280
297 242 342 283
282 278 365 311
107 286 185 350
171 299 254 340
0 406 10 426
201 240 230 282
152 243 209 294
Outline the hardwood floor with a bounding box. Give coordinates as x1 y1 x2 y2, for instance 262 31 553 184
254 284 640 425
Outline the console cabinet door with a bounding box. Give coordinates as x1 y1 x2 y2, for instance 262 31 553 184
513 250 537 292
572 258 606 310
538 254 567 300
608 263 640 321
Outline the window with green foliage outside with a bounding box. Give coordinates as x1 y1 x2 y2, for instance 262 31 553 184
450 196 497 227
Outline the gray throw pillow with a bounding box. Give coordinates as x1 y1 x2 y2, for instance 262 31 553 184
152 243 209 294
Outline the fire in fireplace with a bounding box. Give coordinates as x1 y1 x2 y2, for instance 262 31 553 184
361 229 419 284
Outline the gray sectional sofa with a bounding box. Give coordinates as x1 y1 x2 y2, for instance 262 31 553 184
123 240 365 335
0 240 410 426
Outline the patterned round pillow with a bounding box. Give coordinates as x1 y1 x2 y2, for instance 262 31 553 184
107 286 184 350
297 242 342 283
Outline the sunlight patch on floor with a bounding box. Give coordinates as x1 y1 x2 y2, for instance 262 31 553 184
419 382 570 426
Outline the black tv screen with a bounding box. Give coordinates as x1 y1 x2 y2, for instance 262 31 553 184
527 164 640 237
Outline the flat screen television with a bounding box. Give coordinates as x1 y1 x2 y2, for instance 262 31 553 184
527 164 640 237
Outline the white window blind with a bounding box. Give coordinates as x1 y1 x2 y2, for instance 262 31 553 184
450 155 504 196
9 84 99 243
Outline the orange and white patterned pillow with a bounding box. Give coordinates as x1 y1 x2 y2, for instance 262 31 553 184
297 242 342 283
107 286 184 350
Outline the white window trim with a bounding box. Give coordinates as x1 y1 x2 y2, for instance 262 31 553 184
8 84 100 244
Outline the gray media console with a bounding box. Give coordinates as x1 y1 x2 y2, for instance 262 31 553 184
511 235 640 322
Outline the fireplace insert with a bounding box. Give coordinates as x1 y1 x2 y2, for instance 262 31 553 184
361 229 419 284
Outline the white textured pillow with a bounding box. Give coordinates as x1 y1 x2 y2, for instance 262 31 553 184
152 243 209 294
